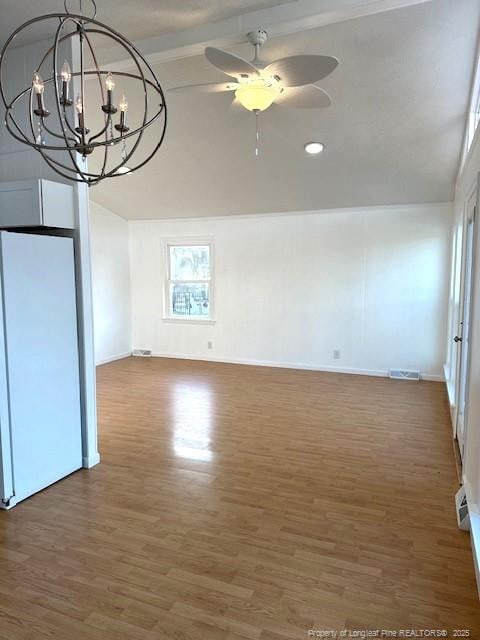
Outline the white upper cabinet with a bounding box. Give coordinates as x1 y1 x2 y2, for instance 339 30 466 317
0 179 75 229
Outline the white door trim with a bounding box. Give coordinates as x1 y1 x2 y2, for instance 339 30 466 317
455 184 478 459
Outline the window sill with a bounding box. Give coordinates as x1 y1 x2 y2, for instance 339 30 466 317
162 317 216 325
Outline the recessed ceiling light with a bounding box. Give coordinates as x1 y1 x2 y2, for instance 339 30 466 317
304 142 324 155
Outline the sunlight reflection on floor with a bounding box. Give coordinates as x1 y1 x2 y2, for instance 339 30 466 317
172 382 213 462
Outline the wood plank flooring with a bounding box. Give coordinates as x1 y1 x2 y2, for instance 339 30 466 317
1 356 479 638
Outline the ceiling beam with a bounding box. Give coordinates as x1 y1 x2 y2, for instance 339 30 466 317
99 0 434 70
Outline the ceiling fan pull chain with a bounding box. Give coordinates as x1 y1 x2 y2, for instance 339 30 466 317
254 109 260 157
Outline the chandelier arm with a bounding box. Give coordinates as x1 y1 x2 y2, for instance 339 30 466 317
40 116 79 144
88 105 163 148
87 115 111 143
52 17 90 181
61 102 84 140
36 144 110 181
29 130 106 181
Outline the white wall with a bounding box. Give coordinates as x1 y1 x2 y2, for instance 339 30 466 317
129 203 452 379
90 201 132 365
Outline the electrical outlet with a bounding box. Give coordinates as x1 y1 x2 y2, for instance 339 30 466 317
333 349 340 360
207 341 213 350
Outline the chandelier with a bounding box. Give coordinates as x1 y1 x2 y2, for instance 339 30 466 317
0 1 167 185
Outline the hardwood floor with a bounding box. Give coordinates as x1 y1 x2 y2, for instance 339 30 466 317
0 356 479 638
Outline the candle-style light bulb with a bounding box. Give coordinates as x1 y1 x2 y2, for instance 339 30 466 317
60 60 73 106
102 72 117 115
115 94 130 133
74 94 89 136
60 60 71 83
32 72 44 95
32 72 49 117
105 72 115 92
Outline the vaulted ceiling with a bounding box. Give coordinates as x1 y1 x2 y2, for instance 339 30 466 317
2 0 479 218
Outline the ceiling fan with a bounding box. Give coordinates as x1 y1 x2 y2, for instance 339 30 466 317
168 29 338 154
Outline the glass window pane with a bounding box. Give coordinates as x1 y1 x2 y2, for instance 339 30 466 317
170 245 210 281
170 283 210 317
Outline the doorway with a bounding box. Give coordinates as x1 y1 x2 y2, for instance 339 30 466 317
455 189 477 459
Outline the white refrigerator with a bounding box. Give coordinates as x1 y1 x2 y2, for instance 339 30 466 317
0 231 83 509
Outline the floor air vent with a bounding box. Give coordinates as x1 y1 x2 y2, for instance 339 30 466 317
455 486 470 531
132 349 152 357
388 369 420 381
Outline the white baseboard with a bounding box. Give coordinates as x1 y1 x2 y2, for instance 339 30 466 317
444 363 455 404
444 363 457 431
150 351 444 381
421 373 445 382
82 453 101 468
96 351 132 366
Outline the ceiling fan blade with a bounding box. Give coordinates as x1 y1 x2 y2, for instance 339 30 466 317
264 55 338 87
167 82 237 93
205 47 260 79
275 85 331 109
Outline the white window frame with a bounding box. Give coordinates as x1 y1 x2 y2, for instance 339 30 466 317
163 238 215 324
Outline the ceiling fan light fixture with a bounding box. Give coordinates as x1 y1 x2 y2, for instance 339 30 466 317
235 79 281 112
304 142 325 155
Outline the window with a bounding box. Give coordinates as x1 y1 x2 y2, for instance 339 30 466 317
165 242 213 320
